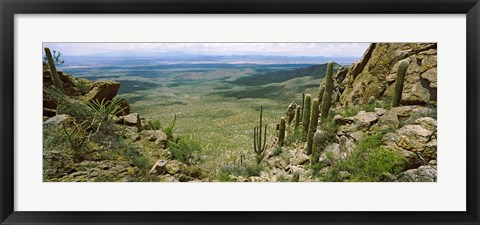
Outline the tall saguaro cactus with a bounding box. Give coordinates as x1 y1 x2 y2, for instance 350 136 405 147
320 61 334 123
301 94 312 137
44 48 64 93
392 61 409 107
278 117 286 146
253 105 267 164
306 98 320 155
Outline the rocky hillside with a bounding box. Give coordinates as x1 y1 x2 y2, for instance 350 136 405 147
43 62 208 182
221 43 438 182
43 43 437 182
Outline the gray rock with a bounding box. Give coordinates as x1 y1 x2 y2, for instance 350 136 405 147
397 166 437 182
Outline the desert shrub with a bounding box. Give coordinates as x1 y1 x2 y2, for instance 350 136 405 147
271 146 283 157
340 107 359 117
43 49 64 65
218 162 263 179
88 98 127 122
43 123 71 152
285 127 303 145
245 164 263 177
144 119 163 130
218 171 234 182
321 133 406 182
168 135 201 165
319 113 339 145
62 116 101 150
123 142 151 173
56 99 95 123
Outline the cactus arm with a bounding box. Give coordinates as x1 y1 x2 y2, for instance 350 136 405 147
253 126 258 153
262 124 267 152
44 47 64 93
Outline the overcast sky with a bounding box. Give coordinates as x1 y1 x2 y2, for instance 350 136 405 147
43 43 370 57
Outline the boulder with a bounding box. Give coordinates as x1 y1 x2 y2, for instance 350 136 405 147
166 161 182 175
149 160 167 175
44 114 71 126
353 111 378 130
84 80 120 103
383 117 437 168
397 165 437 182
333 115 353 125
336 43 437 108
290 152 309 165
123 113 141 126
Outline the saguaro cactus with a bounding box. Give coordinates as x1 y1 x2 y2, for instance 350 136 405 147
302 94 312 137
278 117 286 146
44 48 64 93
294 107 301 129
306 98 320 155
392 61 409 107
320 61 334 123
311 130 327 164
253 105 267 164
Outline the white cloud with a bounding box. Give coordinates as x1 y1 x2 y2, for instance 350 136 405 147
43 42 370 57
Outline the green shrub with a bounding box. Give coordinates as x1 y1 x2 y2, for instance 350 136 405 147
144 119 163 130
56 98 95 123
88 98 127 122
321 133 406 182
271 146 283 157
285 127 303 145
218 171 234 182
245 164 263 177
340 107 359 117
168 135 201 165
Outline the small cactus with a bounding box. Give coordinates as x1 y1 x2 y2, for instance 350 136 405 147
306 98 320 155
392 61 409 107
44 48 64 93
320 61 334 123
294 107 301 129
302 94 311 137
253 105 267 164
278 117 286 146
310 130 327 164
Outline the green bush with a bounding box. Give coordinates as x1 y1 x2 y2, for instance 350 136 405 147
168 135 201 165
285 127 303 145
88 98 127 122
144 119 163 130
218 171 234 182
56 99 95 123
340 107 359 117
245 164 263 177
321 133 406 182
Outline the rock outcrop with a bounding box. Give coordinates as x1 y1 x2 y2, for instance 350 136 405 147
84 80 121 103
331 43 437 108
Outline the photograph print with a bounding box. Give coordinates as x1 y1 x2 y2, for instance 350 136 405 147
42 42 437 182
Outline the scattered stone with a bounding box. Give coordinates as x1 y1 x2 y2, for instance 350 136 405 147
397 165 437 182
84 80 120 102
149 160 167 175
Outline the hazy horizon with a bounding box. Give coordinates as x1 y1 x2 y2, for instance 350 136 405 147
43 42 370 58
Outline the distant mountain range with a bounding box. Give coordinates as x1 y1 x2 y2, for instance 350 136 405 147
230 62 342 86
63 53 358 65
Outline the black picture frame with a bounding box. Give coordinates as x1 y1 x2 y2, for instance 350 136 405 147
1 0 479 224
